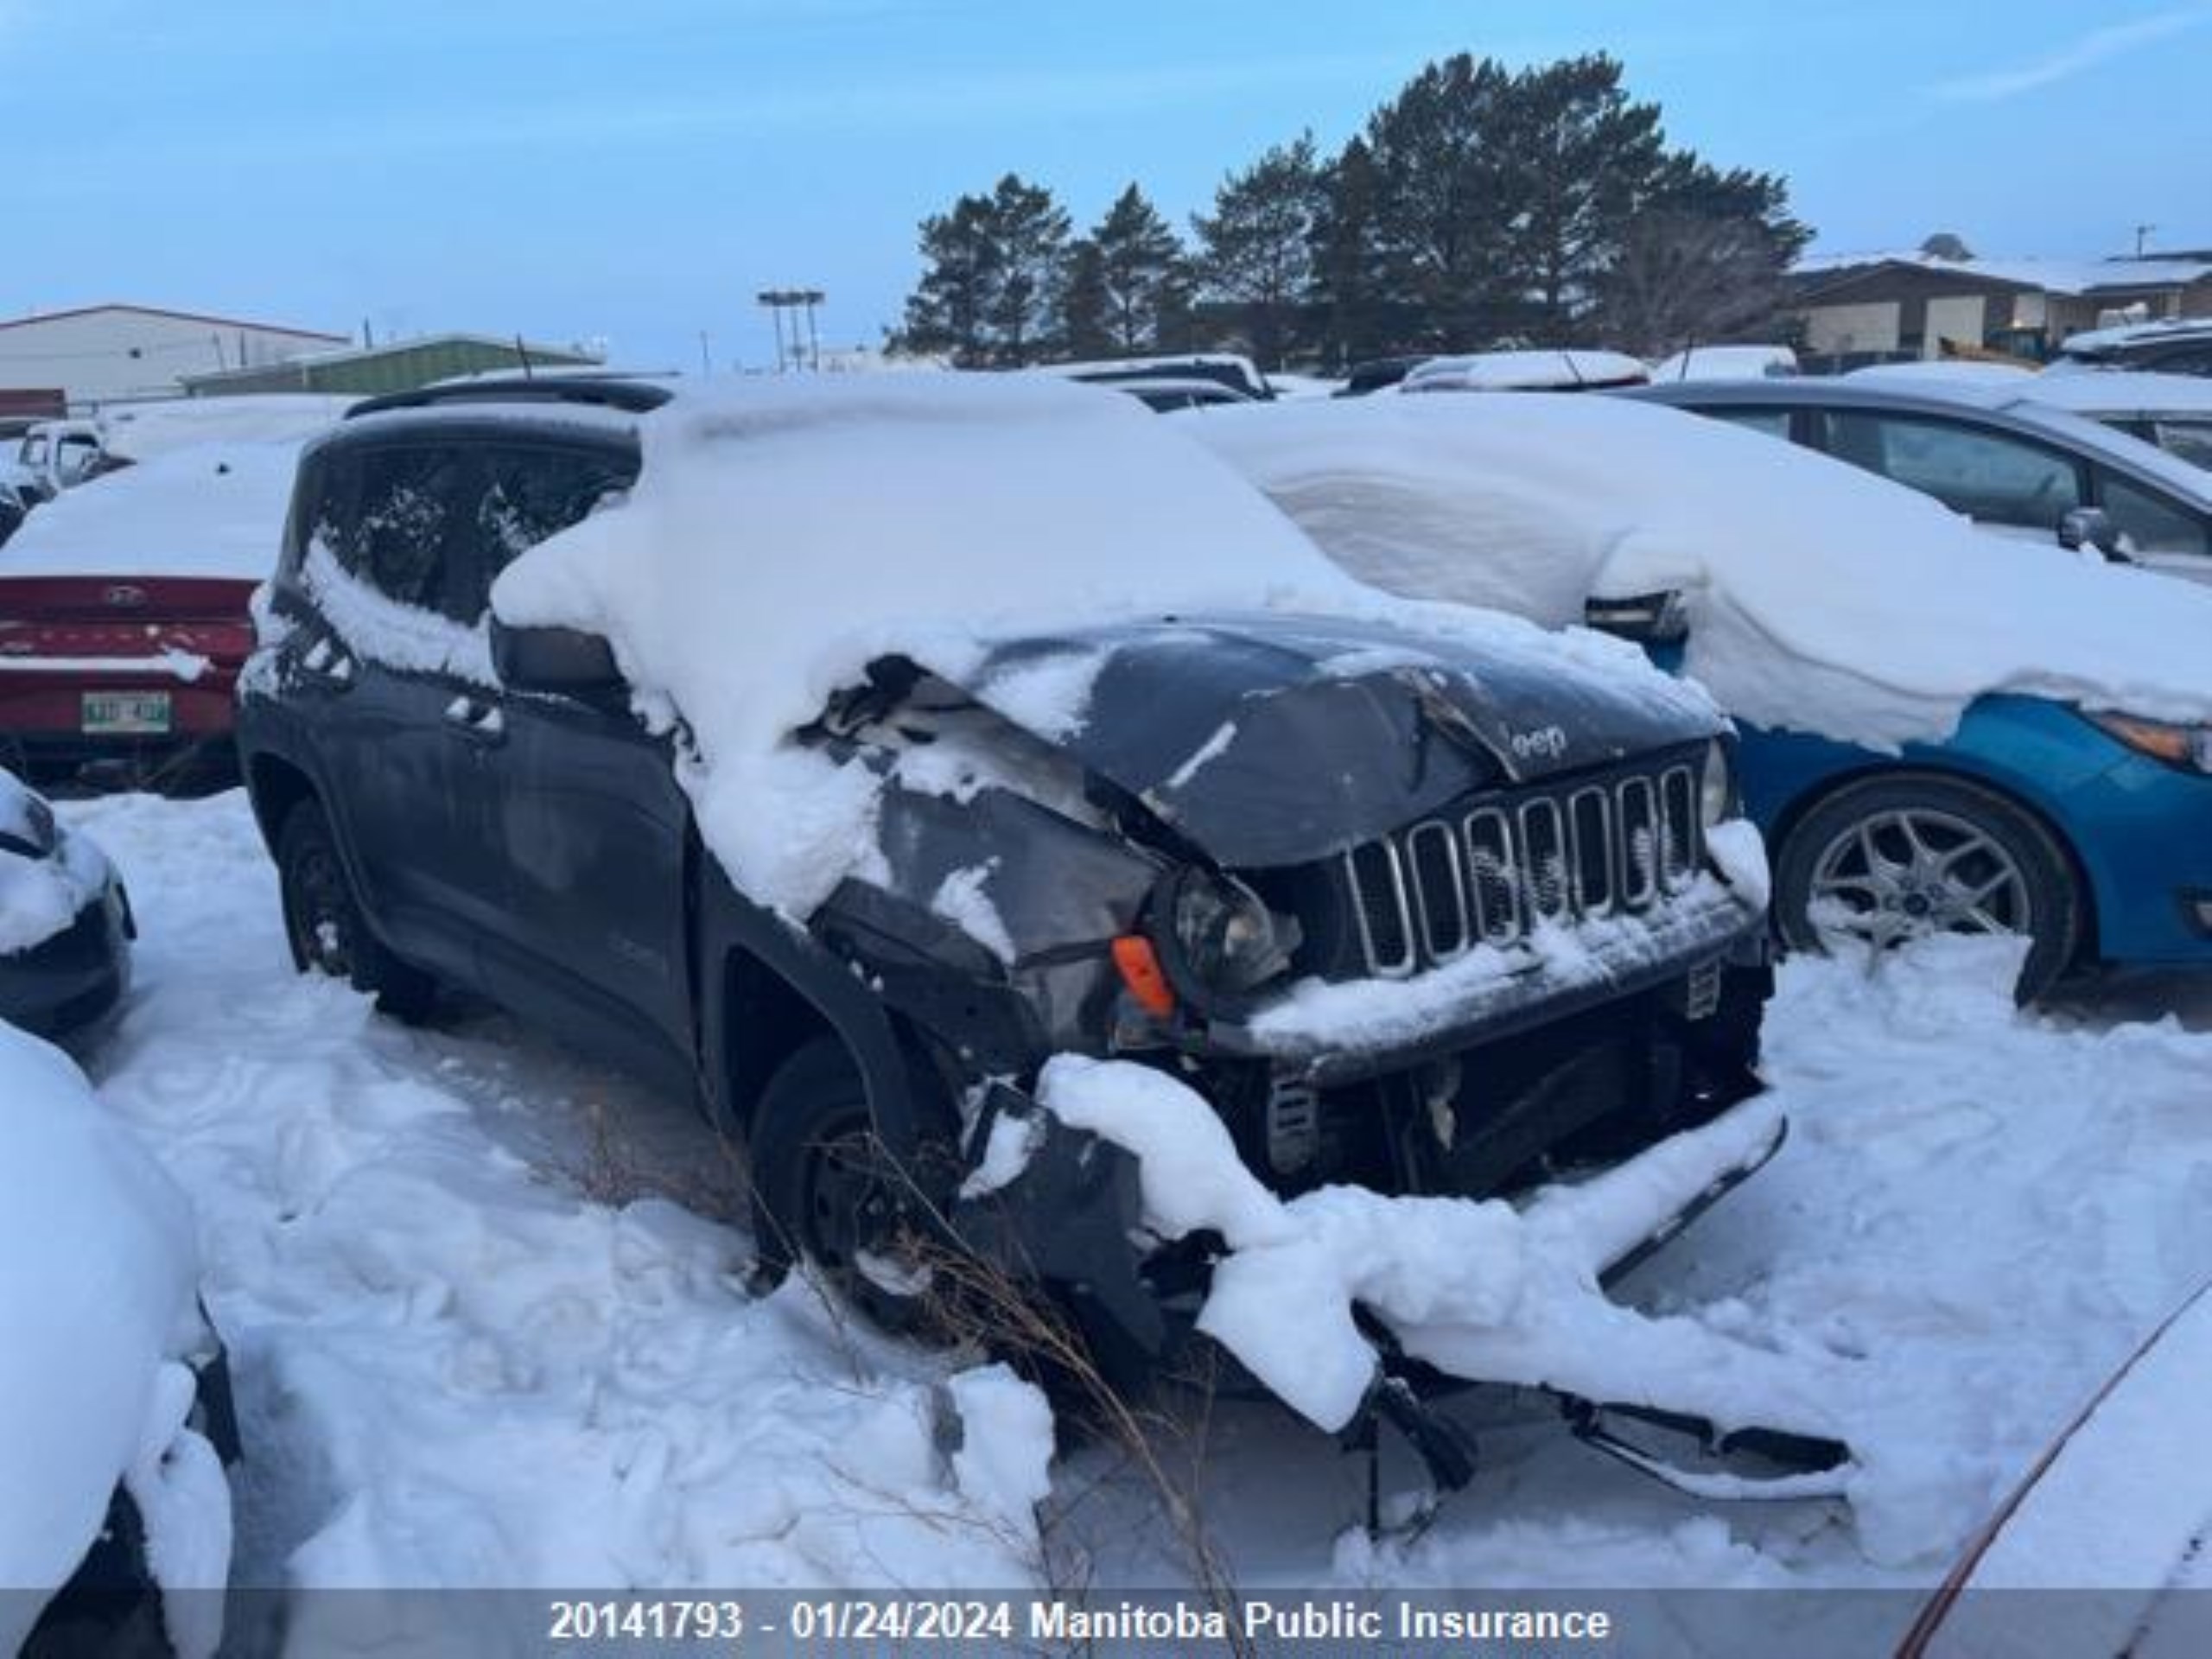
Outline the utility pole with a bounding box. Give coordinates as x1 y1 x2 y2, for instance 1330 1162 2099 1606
2135 223 2158 258
698 331 713 377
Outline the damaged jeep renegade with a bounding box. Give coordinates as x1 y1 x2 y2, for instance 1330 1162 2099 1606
237 373 1785 1465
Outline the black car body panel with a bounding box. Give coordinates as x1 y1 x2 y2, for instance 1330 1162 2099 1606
955 613 1724 868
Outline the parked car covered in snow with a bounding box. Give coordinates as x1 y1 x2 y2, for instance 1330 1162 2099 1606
0 767 133 1033
1630 374 2212 581
1186 392 2212 1002
235 373 1792 1461
0 442 305 789
1402 349 1650 394
2052 315 2212 378
1 1020 236 1659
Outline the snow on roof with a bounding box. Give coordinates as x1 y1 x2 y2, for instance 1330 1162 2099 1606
1796 251 2212 296
1648 345 1798 384
491 372 1368 914
1845 360 2036 390
2059 315 2212 354
0 302 345 341
0 1020 214 1653
93 394 352 463
1402 349 1649 392
1 440 299 580
1185 392 2212 750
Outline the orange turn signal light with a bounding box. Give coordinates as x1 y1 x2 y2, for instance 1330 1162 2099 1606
1110 935 1177 1020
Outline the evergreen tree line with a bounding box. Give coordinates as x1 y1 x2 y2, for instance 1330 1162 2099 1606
891 52 1812 372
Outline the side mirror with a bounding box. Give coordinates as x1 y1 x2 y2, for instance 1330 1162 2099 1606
489 617 625 697
2057 506 2125 559
1584 590 1689 645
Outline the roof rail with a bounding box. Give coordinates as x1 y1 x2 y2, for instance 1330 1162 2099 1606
343 376 676 420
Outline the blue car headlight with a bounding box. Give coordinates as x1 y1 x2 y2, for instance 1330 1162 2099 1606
2084 710 2212 775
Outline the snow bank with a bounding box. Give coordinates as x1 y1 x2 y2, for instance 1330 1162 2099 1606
491 374 1363 916
1188 394 2212 749
67 791 1056 1609
1 439 300 581
0 1021 228 1659
0 770 111 955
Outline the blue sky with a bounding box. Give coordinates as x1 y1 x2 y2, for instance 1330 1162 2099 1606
9 0 2211 368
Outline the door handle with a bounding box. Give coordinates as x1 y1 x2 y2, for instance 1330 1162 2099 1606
442 694 507 746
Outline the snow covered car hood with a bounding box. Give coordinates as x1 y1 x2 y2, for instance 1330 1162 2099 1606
950 610 1726 868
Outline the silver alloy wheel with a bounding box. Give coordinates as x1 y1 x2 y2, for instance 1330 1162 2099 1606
1805 806 2031 949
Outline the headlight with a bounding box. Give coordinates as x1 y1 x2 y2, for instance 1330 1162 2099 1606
1700 738 1735 828
0 793 58 859
1168 869 1298 993
2084 710 2212 774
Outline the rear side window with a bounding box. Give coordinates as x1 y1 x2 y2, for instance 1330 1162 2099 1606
448 445 634 621
346 448 476 620
1819 411 2084 529
2101 474 2211 558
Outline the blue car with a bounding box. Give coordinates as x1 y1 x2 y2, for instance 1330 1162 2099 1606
1645 644 2212 999
1186 391 2212 1004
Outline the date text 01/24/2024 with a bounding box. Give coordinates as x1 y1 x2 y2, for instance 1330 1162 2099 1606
543 1597 1619 1646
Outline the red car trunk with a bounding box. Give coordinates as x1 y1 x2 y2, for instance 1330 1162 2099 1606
0 575 258 774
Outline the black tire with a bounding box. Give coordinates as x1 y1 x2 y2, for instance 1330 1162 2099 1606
276 800 437 1021
750 1037 958 1335
1773 772 2085 1003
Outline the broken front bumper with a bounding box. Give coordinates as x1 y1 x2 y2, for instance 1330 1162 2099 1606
1202 882 1766 1087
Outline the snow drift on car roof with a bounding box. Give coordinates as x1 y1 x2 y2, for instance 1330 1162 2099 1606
1 440 300 581
1185 392 2212 752
490 372 1693 917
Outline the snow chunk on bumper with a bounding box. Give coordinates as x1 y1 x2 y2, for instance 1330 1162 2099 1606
1036 1055 1820 1442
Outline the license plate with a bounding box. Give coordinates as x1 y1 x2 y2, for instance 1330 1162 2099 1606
81 690 172 734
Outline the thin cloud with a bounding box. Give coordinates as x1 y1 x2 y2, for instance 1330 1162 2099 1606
1930 7 2212 101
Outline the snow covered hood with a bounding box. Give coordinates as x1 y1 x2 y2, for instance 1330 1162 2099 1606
0 1022 223 1655
2 439 301 581
1185 393 2212 750
954 610 1723 868
1402 349 1649 393
493 372 1706 912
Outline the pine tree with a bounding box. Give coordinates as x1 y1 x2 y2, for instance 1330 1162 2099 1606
893 192 1001 366
1192 135 1323 370
1306 137 1397 368
1058 238 1117 359
1504 54 1668 341
1090 184 1192 355
1360 54 1522 348
984 174 1071 366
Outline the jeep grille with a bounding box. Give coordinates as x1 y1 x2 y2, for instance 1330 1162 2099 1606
1341 761 1702 978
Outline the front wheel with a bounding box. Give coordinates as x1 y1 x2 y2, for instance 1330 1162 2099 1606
276 800 436 1021
750 1038 959 1334
1773 773 2084 1002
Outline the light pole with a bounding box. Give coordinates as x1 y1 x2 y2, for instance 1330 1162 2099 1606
756 288 827 371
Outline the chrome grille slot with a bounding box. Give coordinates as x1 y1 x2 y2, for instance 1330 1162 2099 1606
1344 840 1415 978
1405 820 1470 962
1333 756 1707 979
1618 775 1659 907
1519 798 1570 922
1569 786 1613 915
1464 808 1519 945
1659 765 1698 888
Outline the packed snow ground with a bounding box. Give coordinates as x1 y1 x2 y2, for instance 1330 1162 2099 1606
49 790 2212 1648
